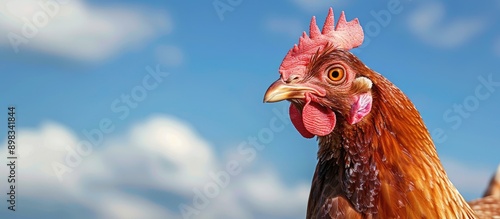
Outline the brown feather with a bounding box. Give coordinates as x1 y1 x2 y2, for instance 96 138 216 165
469 196 500 218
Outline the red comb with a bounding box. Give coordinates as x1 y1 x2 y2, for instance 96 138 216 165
279 8 364 80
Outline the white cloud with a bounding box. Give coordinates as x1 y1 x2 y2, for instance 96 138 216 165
407 2 487 48
155 45 184 67
13 122 84 200
0 0 171 62
265 17 304 39
0 115 308 218
242 171 309 216
94 192 177 219
127 116 216 193
291 0 345 12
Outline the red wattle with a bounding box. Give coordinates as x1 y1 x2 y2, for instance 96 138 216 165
302 94 336 136
289 94 336 138
289 104 315 138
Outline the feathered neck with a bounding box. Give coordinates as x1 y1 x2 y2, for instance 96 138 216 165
317 71 477 218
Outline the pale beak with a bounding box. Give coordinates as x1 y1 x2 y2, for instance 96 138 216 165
263 79 317 103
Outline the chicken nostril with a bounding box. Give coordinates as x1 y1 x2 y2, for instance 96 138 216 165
286 75 301 83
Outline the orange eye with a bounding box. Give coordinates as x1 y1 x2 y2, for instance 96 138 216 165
327 67 345 82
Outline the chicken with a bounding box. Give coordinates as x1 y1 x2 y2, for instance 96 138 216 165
482 165 500 198
263 8 500 219
469 166 500 219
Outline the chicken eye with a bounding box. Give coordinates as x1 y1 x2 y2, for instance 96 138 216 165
327 67 345 82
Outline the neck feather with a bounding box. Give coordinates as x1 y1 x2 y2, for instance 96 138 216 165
318 72 476 218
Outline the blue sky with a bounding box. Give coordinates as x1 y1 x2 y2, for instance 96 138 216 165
0 0 499 218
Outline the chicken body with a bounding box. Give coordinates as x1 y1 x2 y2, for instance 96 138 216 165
263 8 500 219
